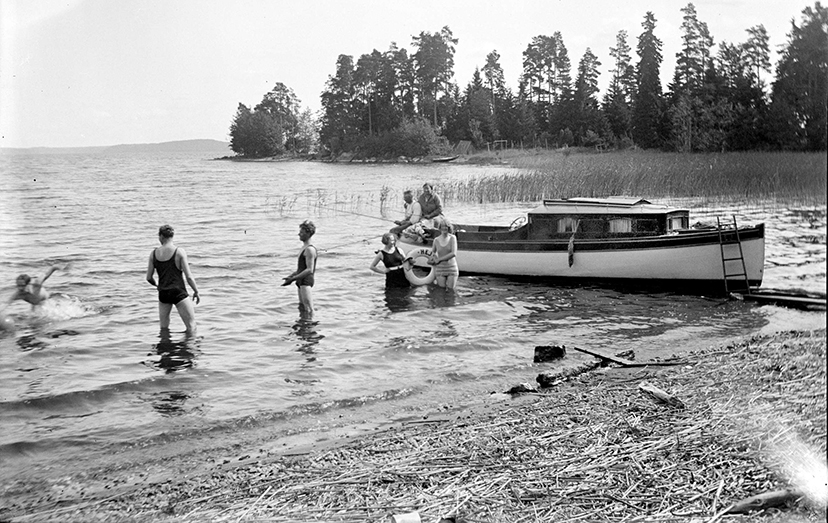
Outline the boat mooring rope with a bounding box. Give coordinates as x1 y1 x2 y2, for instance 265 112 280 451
312 202 400 224
319 233 386 253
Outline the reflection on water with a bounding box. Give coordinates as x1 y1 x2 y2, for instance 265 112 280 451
149 390 192 417
143 329 200 416
427 285 457 308
434 318 458 339
145 328 199 373
16 334 48 351
292 318 324 361
15 327 82 351
384 285 416 312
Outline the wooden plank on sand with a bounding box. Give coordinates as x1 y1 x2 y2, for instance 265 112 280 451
570 346 683 368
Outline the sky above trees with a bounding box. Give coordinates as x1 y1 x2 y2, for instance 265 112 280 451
0 0 812 148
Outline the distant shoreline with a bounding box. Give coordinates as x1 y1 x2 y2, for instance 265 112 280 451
0 139 230 155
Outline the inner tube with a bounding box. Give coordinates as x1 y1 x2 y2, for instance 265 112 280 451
404 247 436 286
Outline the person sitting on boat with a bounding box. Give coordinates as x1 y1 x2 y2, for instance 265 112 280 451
418 183 444 239
390 190 422 239
427 217 459 290
369 232 412 288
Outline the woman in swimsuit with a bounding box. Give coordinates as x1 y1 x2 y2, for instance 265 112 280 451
146 225 200 335
428 217 459 289
369 232 411 288
283 220 317 317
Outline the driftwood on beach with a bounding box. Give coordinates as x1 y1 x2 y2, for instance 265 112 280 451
726 488 805 514
570 345 685 367
638 381 686 409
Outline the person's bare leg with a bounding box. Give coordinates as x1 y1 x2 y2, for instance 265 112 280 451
298 286 314 318
446 273 458 290
158 302 173 329
175 297 197 335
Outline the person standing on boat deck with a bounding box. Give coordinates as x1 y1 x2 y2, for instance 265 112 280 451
146 225 200 335
428 217 459 289
418 183 444 238
283 220 317 318
370 232 412 288
390 190 422 238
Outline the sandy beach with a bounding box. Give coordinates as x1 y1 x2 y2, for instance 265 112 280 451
2 309 825 523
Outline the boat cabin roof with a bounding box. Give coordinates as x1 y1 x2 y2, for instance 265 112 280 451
529 197 688 216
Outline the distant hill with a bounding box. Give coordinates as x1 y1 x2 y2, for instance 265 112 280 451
0 139 231 155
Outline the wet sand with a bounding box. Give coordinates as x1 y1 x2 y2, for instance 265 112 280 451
1 308 825 522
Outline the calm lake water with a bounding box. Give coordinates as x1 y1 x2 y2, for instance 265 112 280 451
0 151 825 485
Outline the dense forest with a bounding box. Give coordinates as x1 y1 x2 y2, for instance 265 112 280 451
229 2 827 159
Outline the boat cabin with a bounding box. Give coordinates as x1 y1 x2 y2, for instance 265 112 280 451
526 197 690 240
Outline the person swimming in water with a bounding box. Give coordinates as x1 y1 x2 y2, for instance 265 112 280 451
6 265 64 308
146 225 200 335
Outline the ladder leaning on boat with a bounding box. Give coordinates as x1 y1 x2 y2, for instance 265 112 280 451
717 216 751 295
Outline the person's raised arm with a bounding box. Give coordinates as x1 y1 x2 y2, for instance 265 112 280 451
177 248 200 304
40 266 59 284
146 252 157 287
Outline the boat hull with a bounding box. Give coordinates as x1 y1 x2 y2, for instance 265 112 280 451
400 224 765 292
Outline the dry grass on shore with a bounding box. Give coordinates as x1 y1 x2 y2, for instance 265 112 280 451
11 330 826 523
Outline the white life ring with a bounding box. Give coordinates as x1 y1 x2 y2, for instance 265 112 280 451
404 247 436 286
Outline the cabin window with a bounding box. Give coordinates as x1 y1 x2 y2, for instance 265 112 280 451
579 219 607 235
669 216 688 230
633 219 660 233
609 218 632 233
557 217 579 233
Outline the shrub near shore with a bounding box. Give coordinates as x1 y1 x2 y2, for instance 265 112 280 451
443 150 827 205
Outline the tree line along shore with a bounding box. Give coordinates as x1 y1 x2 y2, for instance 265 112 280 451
229 3 827 161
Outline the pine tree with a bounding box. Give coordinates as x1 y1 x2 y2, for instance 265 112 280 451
769 2 828 150
320 54 359 155
574 48 605 144
412 26 458 126
632 12 664 148
604 30 635 141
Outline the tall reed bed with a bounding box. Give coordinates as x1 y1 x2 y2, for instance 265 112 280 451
442 151 827 206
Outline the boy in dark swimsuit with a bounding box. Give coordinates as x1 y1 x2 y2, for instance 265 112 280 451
146 225 200 335
282 220 317 318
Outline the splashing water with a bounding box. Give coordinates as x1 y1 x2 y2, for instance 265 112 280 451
33 295 97 323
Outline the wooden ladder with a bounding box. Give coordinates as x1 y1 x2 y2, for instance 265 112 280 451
717 215 751 295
